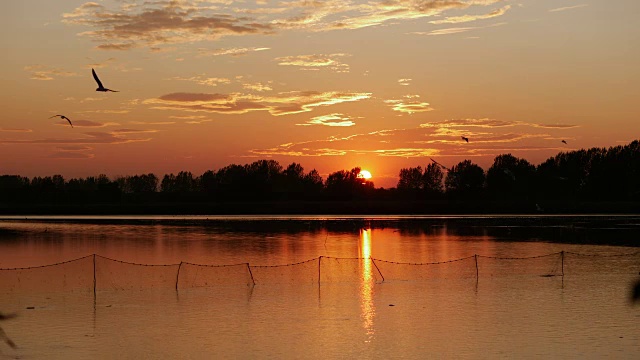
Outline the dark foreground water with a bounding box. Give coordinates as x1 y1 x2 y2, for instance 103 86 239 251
0 215 639 359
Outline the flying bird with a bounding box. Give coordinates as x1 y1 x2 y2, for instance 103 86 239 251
429 158 448 170
461 136 469 143
49 114 73 128
92 68 119 92
561 140 567 144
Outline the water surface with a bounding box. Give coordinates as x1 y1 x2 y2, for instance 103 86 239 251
0 215 638 359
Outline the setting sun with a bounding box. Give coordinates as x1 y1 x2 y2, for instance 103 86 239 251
358 170 372 180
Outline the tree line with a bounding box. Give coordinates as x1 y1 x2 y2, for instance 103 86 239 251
1 140 638 208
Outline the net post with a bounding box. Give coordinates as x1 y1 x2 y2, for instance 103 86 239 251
474 254 479 280
318 256 322 285
561 251 564 277
93 254 97 299
370 257 385 283
246 263 255 286
175 261 183 291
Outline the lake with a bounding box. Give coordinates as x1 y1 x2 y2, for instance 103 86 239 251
0 215 639 359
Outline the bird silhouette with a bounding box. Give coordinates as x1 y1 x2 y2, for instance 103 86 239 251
92 68 119 92
561 140 567 144
429 158 448 170
49 114 73 128
0 312 17 349
461 136 469 143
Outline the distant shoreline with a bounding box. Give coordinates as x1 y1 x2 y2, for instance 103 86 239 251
1 200 638 216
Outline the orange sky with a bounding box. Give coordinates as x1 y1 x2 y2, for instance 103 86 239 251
1 0 638 188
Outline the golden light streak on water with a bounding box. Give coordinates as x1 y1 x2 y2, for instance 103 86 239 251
359 228 375 341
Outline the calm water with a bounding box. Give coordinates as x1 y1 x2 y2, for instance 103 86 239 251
0 215 639 359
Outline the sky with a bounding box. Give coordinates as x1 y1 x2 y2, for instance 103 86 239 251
0 0 638 188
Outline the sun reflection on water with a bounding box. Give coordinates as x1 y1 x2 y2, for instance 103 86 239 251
359 228 375 341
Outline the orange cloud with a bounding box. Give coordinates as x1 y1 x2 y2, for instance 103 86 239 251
429 5 511 24
297 113 356 127
24 65 77 81
1 131 151 145
275 54 350 72
144 91 372 116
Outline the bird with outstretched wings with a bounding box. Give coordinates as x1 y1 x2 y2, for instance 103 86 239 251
49 114 73 128
92 68 119 92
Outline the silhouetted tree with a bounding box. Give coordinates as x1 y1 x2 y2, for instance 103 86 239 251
445 160 485 198
422 163 444 197
303 169 324 198
326 167 372 200
397 166 423 192
0 175 29 203
486 154 535 200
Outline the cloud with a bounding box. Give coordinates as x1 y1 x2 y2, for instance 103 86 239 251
143 91 372 116
0 131 151 145
429 5 511 24
55 120 120 128
297 113 356 127
398 78 412 86
47 152 95 159
63 1 274 50
197 47 270 57
186 119 213 124
24 65 77 81
385 97 434 114
55 145 92 151
0 128 32 133
96 43 135 51
419 118 579 129
63 0 507 50
129 121 177 125
275 53 350 72
413 21 506 36
111 129 159 134
242 82 273 92
247 115 578 158
167 76 232 87
549 4 589 13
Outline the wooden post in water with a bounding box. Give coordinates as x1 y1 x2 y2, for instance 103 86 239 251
318 256 322 285
93 254 97 300
246 263 255 286
370 257 385 283
561 251 564 277
474 254 479 281
175 261 183 291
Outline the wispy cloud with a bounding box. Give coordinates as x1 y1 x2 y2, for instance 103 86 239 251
420 118 579 129
63 0 507 50
0 128 32 133
24 65 77 81
63 1 274 50
197 47 270 57
275 54 350 72
1 131 151 145
413 21 506 36
429 5 511 24
56 120 120 128
167 76 232 87
398 78 412 86
144 91 372 116
549 4 589 13
242 82 273 92
385 96 434 114
297 113 356 127
248 115 578 158
47 152 95 159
